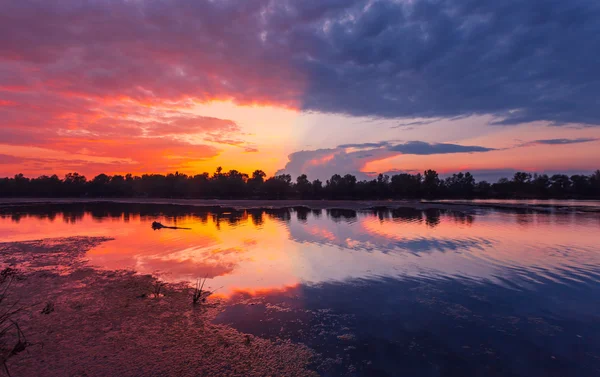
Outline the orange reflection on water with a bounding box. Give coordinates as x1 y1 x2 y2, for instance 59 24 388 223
221 283 302 299
1 205 599 297
85 212 302 296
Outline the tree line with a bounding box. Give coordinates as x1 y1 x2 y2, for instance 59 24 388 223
1 168 599 199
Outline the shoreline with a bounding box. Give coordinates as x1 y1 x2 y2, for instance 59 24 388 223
1 197 599 213
0 236 318 377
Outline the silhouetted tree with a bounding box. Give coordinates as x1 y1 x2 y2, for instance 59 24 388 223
1 168 599 199
63 172 87 196
422 170 440 197
550 174 571 196
326 174 357 199
444 172 475 198
190 173 210 197
591 170 600 193
491 178 508 198
296 174 312 199
376 174 390 198
390 173 421 198
570 175 590 197
474 181 492 197
263 174 292 199
531 174 550 197
312 179 324 198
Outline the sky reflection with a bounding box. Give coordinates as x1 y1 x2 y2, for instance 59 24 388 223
1 203 599 296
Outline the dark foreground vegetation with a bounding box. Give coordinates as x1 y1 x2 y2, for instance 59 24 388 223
1 168 600 199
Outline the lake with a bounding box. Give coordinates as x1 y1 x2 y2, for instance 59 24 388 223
2 202 600 376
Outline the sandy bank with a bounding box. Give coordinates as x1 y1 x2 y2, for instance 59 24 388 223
0 237 317 377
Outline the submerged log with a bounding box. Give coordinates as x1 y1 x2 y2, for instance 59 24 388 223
151 221 190 230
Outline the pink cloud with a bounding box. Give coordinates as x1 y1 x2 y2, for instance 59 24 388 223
0 0 306 108
0 0 305 177
0 88 245 176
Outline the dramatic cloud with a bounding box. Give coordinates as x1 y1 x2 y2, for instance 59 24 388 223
0 87 242 175
298 0 600 125
2 0 600 177
277 141 495 180
2 0 600 126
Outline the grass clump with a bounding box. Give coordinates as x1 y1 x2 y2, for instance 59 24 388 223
192 277 221 306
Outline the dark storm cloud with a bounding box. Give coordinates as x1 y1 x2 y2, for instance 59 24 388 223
1 0 599 127
293 0 600 125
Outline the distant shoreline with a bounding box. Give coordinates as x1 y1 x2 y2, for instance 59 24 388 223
1 197 599 213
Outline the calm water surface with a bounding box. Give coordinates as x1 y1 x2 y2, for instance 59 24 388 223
2 203 600 376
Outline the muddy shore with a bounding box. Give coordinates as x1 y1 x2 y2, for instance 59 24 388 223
0 237 317 377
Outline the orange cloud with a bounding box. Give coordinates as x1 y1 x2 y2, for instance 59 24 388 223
0 0 310 178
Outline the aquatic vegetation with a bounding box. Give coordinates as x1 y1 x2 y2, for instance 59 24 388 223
193 277 221 306
193 277 207 305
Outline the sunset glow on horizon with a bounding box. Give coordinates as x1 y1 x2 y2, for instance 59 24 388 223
1 0 599 182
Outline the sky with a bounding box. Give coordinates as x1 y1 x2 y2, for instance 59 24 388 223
1 0 599 182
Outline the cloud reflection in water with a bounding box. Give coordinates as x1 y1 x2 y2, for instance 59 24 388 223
1 203 599 296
